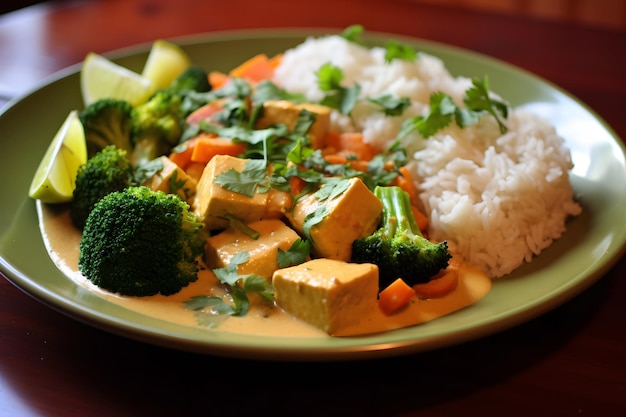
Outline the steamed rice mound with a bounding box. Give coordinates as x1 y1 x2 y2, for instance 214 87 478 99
273 35 582 278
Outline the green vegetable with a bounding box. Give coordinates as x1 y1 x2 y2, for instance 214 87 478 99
184 251 274 324
277 238 311 268
398 76 509 139
167 65 211 95
70 145 134 230
79 98 134 158
351 185 451 287
130 90 184 165
384 39 417 63
78 186 207 296
316 63 361 115
340 24 366 45
368 93 411 116
80 67 214 165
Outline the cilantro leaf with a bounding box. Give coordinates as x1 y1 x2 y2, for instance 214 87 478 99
341 24 366 44
463 76 509 133
302 206 328 241
277 238 312 268
252 80 306 105
398 92 456 139
316 63 361 114
214 159 268 197
221 214 260 239
368 93 411 116
384 40 417 63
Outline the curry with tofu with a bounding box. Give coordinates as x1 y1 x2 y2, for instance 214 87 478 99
37 36 494 338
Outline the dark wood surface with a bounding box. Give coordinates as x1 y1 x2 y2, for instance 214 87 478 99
1 1 625 416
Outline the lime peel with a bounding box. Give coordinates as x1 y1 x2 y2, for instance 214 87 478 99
29 110 87 203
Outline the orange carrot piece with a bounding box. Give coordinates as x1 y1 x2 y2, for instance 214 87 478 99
396 166 418 204
229 53 275 82
168 137 201 170
209 71 229 89
323 130 342 152
338 132 376 161
267 53 283 69
378 278 416 315
186 101 224 125
190 135 247 163
289 175 307 196
413 268 459 299
323 154 349 165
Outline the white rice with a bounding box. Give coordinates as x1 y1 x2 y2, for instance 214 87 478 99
273 35 582 278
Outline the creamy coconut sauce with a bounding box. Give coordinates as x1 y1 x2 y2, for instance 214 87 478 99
39 202 492 338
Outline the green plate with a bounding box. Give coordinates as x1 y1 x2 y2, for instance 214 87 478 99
1 29 625 361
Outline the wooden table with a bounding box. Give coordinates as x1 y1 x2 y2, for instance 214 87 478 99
1 1 625 416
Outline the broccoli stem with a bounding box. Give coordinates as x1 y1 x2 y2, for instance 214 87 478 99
377 185 422 239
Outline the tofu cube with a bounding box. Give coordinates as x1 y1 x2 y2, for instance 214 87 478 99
143 156 197 201
193 155 269 230
285 177 382 261
273 259 379 335
205 219 301 280
255 100 331 149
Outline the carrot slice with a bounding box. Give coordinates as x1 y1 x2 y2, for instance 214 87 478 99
289 175 307 196
190 135 247 163
209 71 229 89
413 268 459 299
168 136 201 170
186 101 224 125
229 53 276 82
378 278 416 315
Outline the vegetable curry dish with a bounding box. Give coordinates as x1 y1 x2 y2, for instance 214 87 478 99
31 26 581 337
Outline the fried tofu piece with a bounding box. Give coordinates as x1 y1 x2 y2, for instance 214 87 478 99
273 259 379 335
142 156 197 201
193 155 269 230
285 177 382 261
205 219 301 280
255 100 332 149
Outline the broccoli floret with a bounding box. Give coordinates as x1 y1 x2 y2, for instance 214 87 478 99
79 98 134 158
78 186 207 297
168 66 211 95
130 90 184 166
70 145 134 229
351 185 451 288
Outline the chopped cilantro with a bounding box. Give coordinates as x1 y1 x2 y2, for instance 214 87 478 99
214 159 269 197
368 93 411 116
277 238 312 268
316 63 361 115
463 76 509 133
341 24 366 44
185 251 275 323
384 39 417 63
397 76 509 139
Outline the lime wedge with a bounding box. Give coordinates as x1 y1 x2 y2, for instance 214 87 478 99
29 110 88 203
142 39 191 90
81 52 155 107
